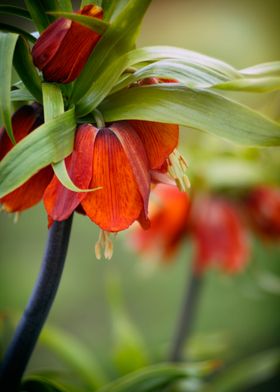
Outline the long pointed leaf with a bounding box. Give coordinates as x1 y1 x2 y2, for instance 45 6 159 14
42 83 96 193
47 12 108 34
0 32 18 144
24 0 51 31
71 0 152 103
0 5 31 20
215 77 280 92
98 362 214 392
0 23 36 43
100 84 280 146
0 108 76 198
40 325 107 389
75 45 241 117
241 61 280 77
13 36 42 102
43 0 73 12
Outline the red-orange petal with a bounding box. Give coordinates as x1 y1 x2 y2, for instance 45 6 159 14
129 120 179 170
43 124 96 221
32 5 103 83
0 104 48 212
191 196 250 274
245 186 280 239
0 167 53 212
32 18 71 70
82 124 150 232
0 103 43 159
131 184 190 259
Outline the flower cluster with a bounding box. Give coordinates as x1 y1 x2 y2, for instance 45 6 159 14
130 184 280 274
0 5 185 258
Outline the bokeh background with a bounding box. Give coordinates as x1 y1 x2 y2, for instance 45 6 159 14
0 0 280 382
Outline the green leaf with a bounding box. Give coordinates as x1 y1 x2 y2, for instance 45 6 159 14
0 5 31 20
42 83 64 121
22 375 68 392
80 0 102 7
52 159 101 192
75 45 240 117
47 11 108 34
98 362 215 392
43 0 73 13
71 0 152 104
0 32 18 144
241 61 280 77
112 59 229 92
99 84 280 146
202 349 280 392
11 88 35 102
75 55 129 116
123 46 240 79
13 36 42 102
215 77 280 92
106 272 150 375
24 0 51 32
0 23 36 43
0 107 75 198
42 83 97 193
102 0 130 21
40 325 107 389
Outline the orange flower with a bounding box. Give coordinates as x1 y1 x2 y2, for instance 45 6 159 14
245 185 280 239
44 120 179 236
131 185 250 274
0 104 53 213
32 5 103 83
130 184 190 258
191 196 250 274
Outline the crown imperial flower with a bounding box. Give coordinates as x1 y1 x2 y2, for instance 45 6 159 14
32 4 103 83
245 186 280 239
131 185 250 274
43 119 179 235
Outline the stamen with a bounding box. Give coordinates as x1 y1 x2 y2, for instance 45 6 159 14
168 149 191 192
13 212 20 224
95 230 114 260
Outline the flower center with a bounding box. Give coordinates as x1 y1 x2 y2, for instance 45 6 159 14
167 149 191 192
95 230 114 260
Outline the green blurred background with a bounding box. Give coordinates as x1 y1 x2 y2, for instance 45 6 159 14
0 0 280 379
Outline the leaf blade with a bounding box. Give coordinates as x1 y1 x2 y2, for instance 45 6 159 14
100 84 280 146
47 12 108 34
13 36 42 102
0 32 18 144
71 0 152 104
0 108 76 198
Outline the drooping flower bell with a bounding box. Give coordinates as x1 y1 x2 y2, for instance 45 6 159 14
130 184 191 259
190 196 250 274
245 185 280 239
43 116 180 257
32 4 103 83
44 119 179 226
0 104 53 213
130 185 250 274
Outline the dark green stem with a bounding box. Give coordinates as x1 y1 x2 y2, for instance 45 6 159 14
0 216 73 391
168 265 202 362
